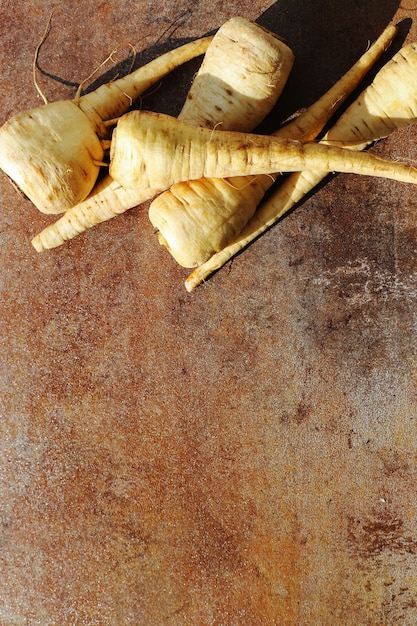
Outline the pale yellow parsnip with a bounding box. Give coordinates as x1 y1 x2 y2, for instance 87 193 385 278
178 16 294 131
30 179 160 251
109 109 417 189
152 175 273 268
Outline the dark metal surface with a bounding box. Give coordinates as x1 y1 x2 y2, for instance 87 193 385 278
1 1 417 624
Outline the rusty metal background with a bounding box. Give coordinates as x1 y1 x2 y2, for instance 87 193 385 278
1 1 417 624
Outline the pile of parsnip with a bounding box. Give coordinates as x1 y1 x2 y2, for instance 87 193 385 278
2 17 417 291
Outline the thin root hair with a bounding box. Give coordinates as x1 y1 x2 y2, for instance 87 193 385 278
75 42 137 101
155 9 194 45
202 122 224 148
135 9 194 50
33 11 53 104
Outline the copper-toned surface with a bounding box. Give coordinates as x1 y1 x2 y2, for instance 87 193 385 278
1 1 417 624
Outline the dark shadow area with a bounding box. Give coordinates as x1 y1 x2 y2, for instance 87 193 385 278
313 17 411 139
255 0 405 132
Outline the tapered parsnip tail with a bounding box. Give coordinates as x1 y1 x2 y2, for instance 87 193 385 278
319 41 417 148
185 40 417 292
31 178 163 252
148 23 398 267
77 36 214 134
0 36 212 214
32 18 294 250
279 23 399 142
110 110 417 189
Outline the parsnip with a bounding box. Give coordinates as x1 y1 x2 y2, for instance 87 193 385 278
0 35 212 214
185 41 417 291
109 109 417 190
178 17 294 131
31 17 294 250
149 24 398 267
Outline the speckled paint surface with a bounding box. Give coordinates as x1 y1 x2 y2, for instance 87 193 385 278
1 1 417 624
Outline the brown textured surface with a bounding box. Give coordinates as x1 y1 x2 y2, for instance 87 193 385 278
1 1 417 624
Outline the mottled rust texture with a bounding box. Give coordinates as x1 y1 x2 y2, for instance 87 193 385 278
1 1 417 625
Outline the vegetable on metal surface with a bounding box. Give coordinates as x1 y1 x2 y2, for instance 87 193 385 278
31 17 294 250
